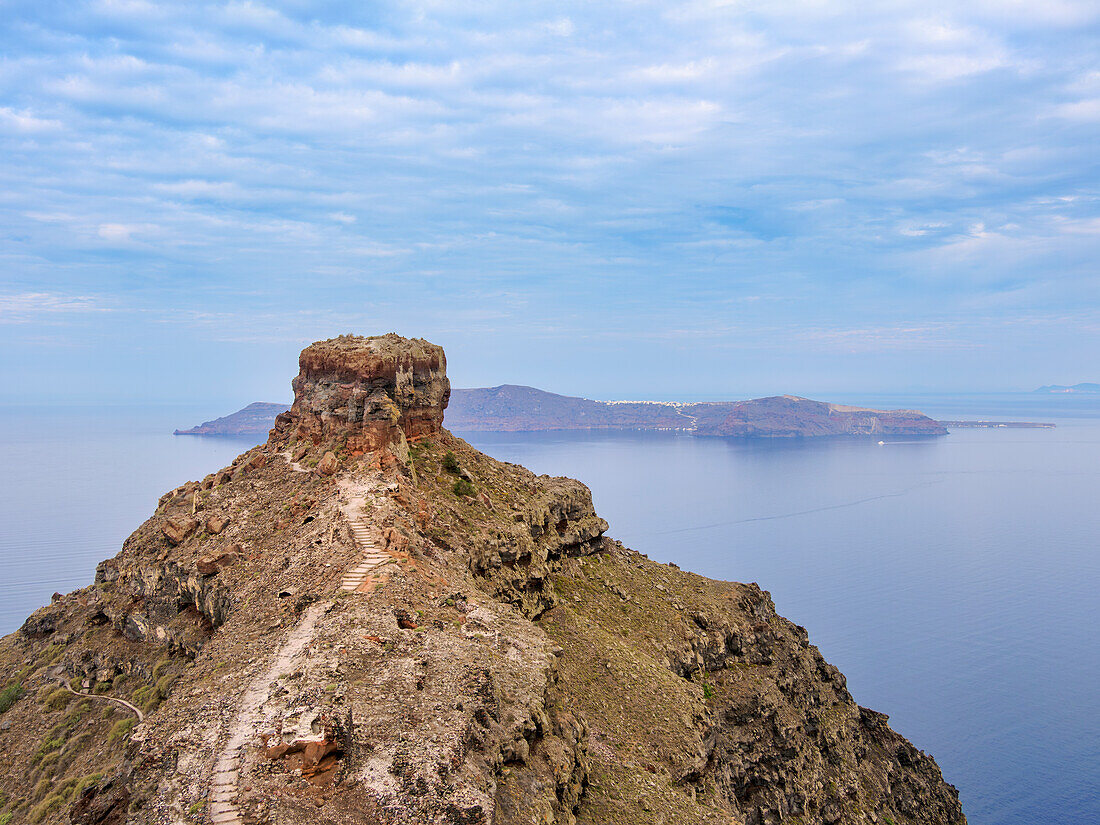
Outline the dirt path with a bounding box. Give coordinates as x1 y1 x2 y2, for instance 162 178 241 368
56 680 145 721
208 600 332 825
280 450 310 473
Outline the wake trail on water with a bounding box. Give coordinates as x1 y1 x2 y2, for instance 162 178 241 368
634 481 944 537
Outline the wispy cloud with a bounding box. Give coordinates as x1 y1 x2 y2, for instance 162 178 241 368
0 292 108 322
0 0 1097 398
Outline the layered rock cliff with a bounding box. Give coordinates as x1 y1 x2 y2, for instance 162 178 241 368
0 335 965 825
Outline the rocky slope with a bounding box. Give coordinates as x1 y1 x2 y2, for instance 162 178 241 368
0 334 965 825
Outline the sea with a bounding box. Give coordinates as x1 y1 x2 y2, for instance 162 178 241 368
1 394 1098 824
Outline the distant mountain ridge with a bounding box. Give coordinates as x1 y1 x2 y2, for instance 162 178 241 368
174 401 289 435
1034 383 1100 393
446 385 948 437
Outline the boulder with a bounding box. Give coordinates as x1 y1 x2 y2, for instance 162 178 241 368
317 451 339 476
162 517 199 546
206 514 230 535
197 549 241 577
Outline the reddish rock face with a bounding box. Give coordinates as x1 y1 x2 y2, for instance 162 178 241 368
270 333 450 455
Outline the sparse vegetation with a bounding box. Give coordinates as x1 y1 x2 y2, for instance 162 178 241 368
453 479 476 497
442 451 461 474
107 717 135 744
0 682 24 714
43 687 74 711
32 738 64 767
29 793 64 824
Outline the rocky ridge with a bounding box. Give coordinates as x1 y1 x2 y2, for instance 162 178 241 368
0 334 965 825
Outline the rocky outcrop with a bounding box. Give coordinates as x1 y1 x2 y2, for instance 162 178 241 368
270 333 450 456
0 334 965 825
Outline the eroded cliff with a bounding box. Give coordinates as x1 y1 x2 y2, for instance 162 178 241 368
0 334 964 825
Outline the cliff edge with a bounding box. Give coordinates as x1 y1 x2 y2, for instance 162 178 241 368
0 334 965 825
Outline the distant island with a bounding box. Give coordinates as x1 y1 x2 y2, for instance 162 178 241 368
178 386 952 438
174 401 289 435
447 385 949 437
1034 383 1100 393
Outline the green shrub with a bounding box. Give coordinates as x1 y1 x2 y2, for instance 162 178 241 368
107 718 135 745
29 793 64 824
31 778 51 801
0 682 23 714
155 674 175 696
75 773 102 795
0 811 12 825
151 658 171 681
93 680 112 694
452 479 476 497
132 684 162 714
43 688 73 711
64 700 92 721
442 452 461 474
31 738 63 766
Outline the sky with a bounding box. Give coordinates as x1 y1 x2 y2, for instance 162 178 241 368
2 0 1099 406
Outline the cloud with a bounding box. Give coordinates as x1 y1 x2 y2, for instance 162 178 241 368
0 293 107 322
0 0 1097 396
0 107 62 133
96 223 138 242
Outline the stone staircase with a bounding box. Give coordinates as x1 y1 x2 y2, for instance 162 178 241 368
209 746 243 824
339 519 393 592
206 601 330 825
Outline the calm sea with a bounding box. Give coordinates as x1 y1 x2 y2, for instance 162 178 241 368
2 395 1098 824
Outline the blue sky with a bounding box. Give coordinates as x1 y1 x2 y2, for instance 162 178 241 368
2 1 1099 405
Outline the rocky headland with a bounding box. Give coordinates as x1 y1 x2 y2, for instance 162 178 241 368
175 403 290 437
0 334 966 825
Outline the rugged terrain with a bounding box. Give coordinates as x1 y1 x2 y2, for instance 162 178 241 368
0 334 965 825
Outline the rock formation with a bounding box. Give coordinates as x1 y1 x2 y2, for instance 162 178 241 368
0 334 965 825
271 333 449 458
